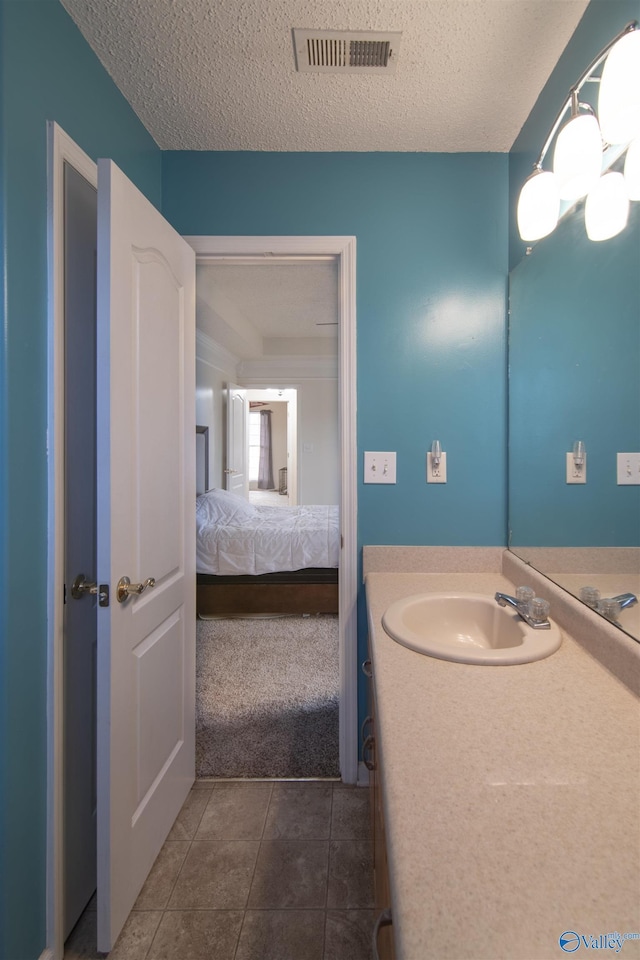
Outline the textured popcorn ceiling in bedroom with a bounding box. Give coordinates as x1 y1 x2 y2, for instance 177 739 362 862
197 261 339 359
60 0 588 152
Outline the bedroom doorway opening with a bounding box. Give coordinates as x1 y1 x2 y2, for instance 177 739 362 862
247 388 297 507
191 237 358 784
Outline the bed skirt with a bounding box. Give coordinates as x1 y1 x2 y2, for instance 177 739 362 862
196 568 339 617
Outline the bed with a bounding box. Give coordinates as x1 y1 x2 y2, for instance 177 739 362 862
196 487 339 616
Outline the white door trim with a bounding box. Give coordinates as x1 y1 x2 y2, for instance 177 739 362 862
185 235 358 784
46 122 98 960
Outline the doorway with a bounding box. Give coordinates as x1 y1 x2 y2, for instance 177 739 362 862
246 388 298 507
47 125 100 959
62 159 98 941
47 124 197 958
188 236 358 785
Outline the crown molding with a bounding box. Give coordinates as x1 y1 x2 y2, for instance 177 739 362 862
196 329 240 374
238 355 338 381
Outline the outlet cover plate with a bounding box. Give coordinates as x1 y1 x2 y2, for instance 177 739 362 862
427 451 447 483
617 452 640 485
566 451 586 484
364 451 396 484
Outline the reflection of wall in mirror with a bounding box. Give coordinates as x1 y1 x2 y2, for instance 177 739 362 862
507 0 640 643
509 198 640 548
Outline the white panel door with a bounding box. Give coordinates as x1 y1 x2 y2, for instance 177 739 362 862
96 160 195 951
225 384 248 497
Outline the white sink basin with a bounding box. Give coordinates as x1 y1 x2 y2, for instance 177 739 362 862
382 593 562 665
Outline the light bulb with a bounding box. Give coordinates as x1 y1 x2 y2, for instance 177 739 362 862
624 137 640 201
553 113 602 201
598 29 640 145
516 170 560 241
585 172 630 241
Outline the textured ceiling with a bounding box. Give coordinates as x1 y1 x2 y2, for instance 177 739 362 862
60 0 589 152
197 261 339 357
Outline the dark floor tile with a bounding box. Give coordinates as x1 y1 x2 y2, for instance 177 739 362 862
147 910 243 960
248 840 329 909
264 782 332 840
236 910 325 960
195 782 272 840
64 909 162 960
324 910 375 960
168 840 259 909
327 841 374 909
110 913 165 960
331 786 371 840
133 842 190 910
167 789 211 840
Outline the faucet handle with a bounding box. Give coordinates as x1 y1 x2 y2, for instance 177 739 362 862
580 585 601 608
597 598 621 622
528 597 550 623
515 585 535 606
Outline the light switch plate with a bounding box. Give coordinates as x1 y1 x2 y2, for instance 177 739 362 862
566 451 586 483
617 452 640 485
364 451 396 484
427 451 447 483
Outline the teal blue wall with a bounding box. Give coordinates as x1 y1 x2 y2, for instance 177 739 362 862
162 149 509 769
162 151 509 551
0 1 161 956
509 202 640 545
508 0 640 547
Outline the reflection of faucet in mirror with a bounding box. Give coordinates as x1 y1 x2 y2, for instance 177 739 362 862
611 592 639 610
599 592 638 623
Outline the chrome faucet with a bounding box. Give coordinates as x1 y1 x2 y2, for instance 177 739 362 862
495 592 551 630
610 592 638 610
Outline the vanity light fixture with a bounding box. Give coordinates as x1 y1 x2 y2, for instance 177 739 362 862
585 171 630 240
517 20 639 244
567 440 587 484
624 137 640 200
572 440 585 467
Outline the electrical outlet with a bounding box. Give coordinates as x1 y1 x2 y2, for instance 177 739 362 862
617 452 640 485
427 451 447 483
566 451 587 484
364 451 396 484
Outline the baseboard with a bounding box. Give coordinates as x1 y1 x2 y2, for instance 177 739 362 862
39 949 55 960
357 760 370 787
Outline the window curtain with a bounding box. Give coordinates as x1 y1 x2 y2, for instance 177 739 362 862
258 410 274 489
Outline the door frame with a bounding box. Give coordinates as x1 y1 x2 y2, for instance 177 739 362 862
46 122 98 960
187 236 358 785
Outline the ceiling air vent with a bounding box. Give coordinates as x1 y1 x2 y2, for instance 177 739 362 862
293 29 401 75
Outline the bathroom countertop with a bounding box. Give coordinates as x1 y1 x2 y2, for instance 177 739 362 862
365 571 640 960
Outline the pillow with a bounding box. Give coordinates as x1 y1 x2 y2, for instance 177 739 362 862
196 488 257 525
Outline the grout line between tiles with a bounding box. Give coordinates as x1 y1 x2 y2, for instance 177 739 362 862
140 909 163 960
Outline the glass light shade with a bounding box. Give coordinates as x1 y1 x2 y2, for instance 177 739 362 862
598 29 640 145
517 171 560 241
624 137 640 200
553 114 602 201
585 172 630 241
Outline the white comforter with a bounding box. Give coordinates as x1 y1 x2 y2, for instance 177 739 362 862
196 493 339 576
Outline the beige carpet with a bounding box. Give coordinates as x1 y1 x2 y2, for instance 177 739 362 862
196 615 340 778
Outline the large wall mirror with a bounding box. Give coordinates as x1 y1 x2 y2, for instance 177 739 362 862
508 193 640 641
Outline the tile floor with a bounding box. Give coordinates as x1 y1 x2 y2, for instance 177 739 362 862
64 780 374 960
